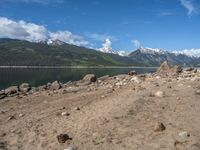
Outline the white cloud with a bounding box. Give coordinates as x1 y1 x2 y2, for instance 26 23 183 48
0 17 88 46
179 0 197 16
49 31 89 46
132 39 141 48
99 38 115 54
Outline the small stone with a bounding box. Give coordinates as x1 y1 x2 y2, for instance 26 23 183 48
57 134 71 143
195 90 200 95
154 122 166 132
7 116 15 121
178 131 190 139
61 112 70 116
155 91 165 98
64 147 77 150
19 114 24 117
0 132 6 137
74 107 80 111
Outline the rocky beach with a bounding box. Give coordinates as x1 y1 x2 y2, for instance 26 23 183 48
0 62 200 150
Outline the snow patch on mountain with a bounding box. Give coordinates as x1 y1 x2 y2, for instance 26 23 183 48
172 49 200 58
138 47 166 55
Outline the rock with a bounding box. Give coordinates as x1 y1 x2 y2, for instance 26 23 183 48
74 107 80 111
155 91 165 97
50 81 61 90
19 113 24 117
195 90 200 95
178 131 190 139
38 85 47 91
185 67 194 72
83 74 97 83
131 76 141 84
128 70 137 76
19 83 31 93
4 86 19 96
61 112 70 116
174 65 183 73
98 75 109 81
0 141 8 150
7 116 15 121
157 61 182 75
0 91 6 99
57 134 71 143
64 147 77 150
154 122 166 132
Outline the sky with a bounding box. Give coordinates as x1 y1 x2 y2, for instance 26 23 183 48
0 0 199 52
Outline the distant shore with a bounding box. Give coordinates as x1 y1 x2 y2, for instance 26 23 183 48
0 66 159 69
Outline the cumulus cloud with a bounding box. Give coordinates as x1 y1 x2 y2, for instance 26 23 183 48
179 0 197 16
49 31 88 46
0 17 88 46
132 39 141 48
99 38 115 53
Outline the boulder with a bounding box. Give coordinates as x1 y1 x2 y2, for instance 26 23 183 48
83 74 97 83
0 91 6 99
157 61 182 75
50 81 61 90
128 70 137 76
4 86 19 96
19 83 31 93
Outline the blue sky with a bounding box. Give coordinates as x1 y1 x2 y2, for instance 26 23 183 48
0 0 199 52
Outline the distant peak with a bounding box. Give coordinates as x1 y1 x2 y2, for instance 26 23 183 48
138 47 166 55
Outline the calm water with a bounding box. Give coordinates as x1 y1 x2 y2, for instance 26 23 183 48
0 67 157 89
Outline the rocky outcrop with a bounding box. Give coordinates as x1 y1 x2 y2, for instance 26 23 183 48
157 61 183 76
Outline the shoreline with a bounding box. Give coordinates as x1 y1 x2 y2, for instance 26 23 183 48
0 66 158 69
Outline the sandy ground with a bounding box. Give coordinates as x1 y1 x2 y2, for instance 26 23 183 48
0 72 200 150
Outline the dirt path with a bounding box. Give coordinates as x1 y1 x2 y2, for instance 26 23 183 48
0 73 200 150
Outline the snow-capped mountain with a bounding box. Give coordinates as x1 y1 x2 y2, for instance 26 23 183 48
128 47 200 67
172 49 200 58
138 47 167 55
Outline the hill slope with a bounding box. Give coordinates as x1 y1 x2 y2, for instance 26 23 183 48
0 39 135 66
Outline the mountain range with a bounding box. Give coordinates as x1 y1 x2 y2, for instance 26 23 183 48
0 38 199 67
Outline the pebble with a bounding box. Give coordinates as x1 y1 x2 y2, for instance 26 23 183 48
155 91 165 98
74 107 80 111
154 122 166 132
19 113 24 117
61 112 70 116
195 90 200 95
64 147 77 150
178 131 190 139
7 116 15 121
57 134 71 143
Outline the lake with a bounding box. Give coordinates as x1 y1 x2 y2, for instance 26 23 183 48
0 67 157 90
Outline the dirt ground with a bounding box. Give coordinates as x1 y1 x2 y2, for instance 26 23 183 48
0 72 200 150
